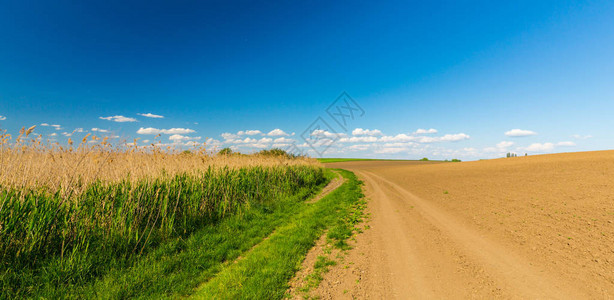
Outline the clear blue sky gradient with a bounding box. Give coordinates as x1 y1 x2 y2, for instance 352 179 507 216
1 0 613 159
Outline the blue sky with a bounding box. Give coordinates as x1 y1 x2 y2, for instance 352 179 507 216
1 0 613 160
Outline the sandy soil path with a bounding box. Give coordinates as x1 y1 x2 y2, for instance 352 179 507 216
317 152 614 299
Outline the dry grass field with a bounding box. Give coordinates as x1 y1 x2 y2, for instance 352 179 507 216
0 129 316 195
322 151 614 298
0 129 329 298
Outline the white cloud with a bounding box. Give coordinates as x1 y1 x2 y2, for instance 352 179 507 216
169 134 190 142
305 132 339 147
249 143 269 149
257 137 272 143
418 133 470 143
40 123 62 130
62 132 72 137
185 141 201 147
483 147 499 153
352 128 383 136
273 137 294 143
230 137 259 144
238 130 263 136
383 142 415 147
311 129 346 138
484 141 514 154
505 129 537 137
571 134 592 140
414 128 438 134
557 141 576 147
348 144 372 151
49 133 57 137
228 136 273 149
496 141 514 148
267 129 289 136
221 132 238 140
378 133 469 143
340 136 379 143
374 147 406 154
137 113 164 118
0 116 5 121
74 128 85 133
206 138 222 147
272 143 291 148
91 128 109 133
169 134 201 142
238 137 255 144
137 127 195 135
379 134 415 142
100 115 137 122
525 142 555 152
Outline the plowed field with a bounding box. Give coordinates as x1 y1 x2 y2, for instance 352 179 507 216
320 151 614 298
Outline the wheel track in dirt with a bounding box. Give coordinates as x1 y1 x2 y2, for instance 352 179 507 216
356 170 586 299
307 159 597 299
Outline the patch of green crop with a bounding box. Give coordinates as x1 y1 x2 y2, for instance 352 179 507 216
318 158 409 163
0 165 325 298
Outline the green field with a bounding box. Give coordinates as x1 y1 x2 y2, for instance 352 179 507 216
317 158 409 163
318 158 461 163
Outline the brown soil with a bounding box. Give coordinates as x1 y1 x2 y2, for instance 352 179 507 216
317 151 614 299
286 234 330 298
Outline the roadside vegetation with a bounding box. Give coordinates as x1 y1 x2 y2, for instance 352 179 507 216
0 127 330 298
319 157 461 163
193 170 365 299
318 158 409 163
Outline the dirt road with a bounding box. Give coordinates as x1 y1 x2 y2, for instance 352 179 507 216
316 151 614 299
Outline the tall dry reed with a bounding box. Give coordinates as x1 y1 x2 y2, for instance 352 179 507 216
0 127 324 298
0 127 318 195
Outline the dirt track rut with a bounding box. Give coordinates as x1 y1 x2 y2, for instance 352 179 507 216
357 170 584 299
313 154 614 299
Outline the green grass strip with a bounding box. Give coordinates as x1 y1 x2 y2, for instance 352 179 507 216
318 158 412 163
191 169 364 299
317 157 457 163
2 165 326 298
46 170 336 299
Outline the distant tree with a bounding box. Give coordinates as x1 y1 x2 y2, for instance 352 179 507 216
420 157 429 161
451 159 461 162
525 153 528 156
507 153 511 158
258 148 296 159
218 147 234 155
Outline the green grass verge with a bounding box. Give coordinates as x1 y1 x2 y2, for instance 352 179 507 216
191 169 365 299
318 158 459 163
76 186 322 298
1 166 326 298
5 168 363 298
317 158 404 163
318 157 432 163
